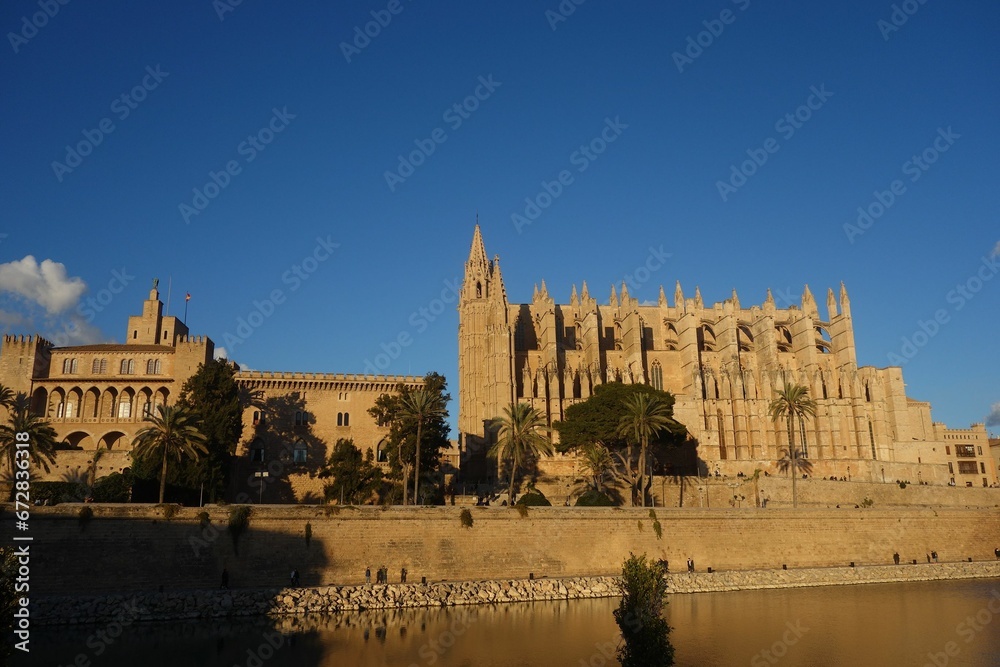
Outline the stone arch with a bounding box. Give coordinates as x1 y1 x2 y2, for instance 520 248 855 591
698 325 716 353
100 387 118 420
663 322 678 351
30 387 47 416
66 387 83 419
63 430 95 449
738 324 754 352
99 431 127 449
815 326 832 354
137 387 153 418
83 387 101 419
154 387 169 409
775 325 793 353
49 388 66 419
118 387 136 420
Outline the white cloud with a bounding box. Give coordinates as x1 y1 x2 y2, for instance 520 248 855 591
0 256 86 314
992 241 1000 259
986 402 1000 427
214 347 228 360
44 314 105 347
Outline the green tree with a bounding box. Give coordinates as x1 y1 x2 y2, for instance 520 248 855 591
614 553 674 667
768 382 817 508
367 373 451 505
131 404 208 503
176 358 244 501
399 387 447 505
489 402 554 501
318 438 384 504
555 384 687 504
617 393 678 507
0 391 58 475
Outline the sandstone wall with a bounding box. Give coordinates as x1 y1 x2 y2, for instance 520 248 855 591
10 504 1000 598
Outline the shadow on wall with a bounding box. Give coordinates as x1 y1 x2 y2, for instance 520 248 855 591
27 506 329 596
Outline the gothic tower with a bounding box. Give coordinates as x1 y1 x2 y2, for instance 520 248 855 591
458 225 514 445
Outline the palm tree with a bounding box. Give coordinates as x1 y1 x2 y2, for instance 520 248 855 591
0 392 58 475
768 382 817 508
579 441 615 493
617 394 676 507
0 383 14 411
398 388 446 505
489 402 554 502
131 404 208 503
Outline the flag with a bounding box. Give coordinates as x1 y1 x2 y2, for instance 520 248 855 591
185 292 191 301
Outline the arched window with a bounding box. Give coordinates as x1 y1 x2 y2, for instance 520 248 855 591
476 282 482 298
293 441 307 464
663 322 679 351
252 410 263 425
120 359 135 374
650 362 663 391
343 412 350 427
698 325 716 353
337 412 343 427
738 325 754 352
62 358 78 374
294 411 304 426
775 326 792 353
91 358 107 374
146 359 161 375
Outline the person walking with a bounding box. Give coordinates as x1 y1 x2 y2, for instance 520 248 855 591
365 566 371 584
291 569 300 587
893 552 900 565
687 558 694 573
401 567 407 583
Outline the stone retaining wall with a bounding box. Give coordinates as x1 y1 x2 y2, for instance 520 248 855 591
32 562 1000 625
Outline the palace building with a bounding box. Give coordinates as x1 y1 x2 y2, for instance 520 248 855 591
457 226 997 487
0 283 427 500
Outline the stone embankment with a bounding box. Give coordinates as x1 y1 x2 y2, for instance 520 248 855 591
32 562 1000 626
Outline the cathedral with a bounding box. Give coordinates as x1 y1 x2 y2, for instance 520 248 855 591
457 226 997 487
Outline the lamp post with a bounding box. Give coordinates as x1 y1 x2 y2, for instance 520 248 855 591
254 471 269 504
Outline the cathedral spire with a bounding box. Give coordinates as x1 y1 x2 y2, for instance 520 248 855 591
462 224 492 302
674 281 684 306
610 284 619 308
581 280 590 301
570 284 579 306
658 285 667 307
620 281 630 303
540 279 550 300
839 281 851 318
765 288 776 307
827 287 838 320
731 288 740 311
467 223 489 271
491 254 507 303
694 286 704 309
802 284 818 317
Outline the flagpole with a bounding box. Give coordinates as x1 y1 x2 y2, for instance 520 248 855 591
165 276 172 315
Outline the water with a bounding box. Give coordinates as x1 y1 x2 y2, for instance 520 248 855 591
26 578 1000 666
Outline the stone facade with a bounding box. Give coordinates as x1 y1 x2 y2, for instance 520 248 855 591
457 226 999 486
0 286 429 499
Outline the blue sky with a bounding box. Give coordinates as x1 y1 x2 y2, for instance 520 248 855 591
1 1 998 435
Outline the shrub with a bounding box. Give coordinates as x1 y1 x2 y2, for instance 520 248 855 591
158 504 179 520
460 508 474 528
78 506 94 529
614 553 674 666
898 481 907 489
575 490 616 507
515 490 552 507
91 472 132 503
228 506 253 554
860 497 874 508
649 509 663 540
197 511 211 528
30 481 87 505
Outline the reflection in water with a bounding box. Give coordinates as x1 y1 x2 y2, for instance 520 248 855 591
27 578 1000 666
